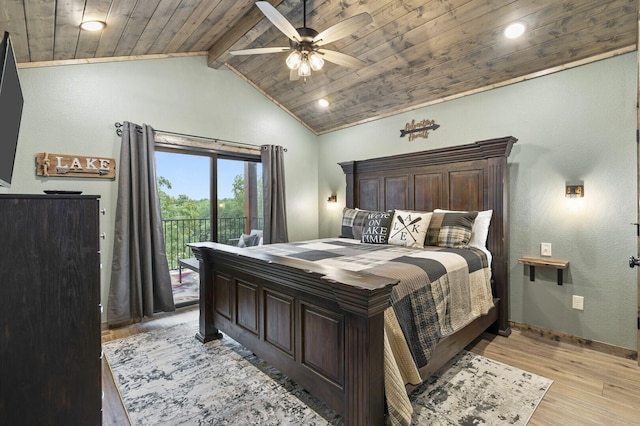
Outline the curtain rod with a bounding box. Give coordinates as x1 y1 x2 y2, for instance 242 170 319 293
114 122 286 152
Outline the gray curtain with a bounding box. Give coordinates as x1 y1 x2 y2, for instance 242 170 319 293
107 122 175 327
261 145 288 244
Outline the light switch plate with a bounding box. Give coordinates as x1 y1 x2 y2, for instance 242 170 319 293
541 242 552 257
572 295 584 310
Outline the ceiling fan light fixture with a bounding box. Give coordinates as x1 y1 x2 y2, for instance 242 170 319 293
236 2 372 81
298 57 312 77
286 50 302 70
308 51 324 71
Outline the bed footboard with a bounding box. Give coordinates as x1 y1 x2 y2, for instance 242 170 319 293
190 242 398 425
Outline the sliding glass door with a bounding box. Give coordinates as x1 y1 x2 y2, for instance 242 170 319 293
155 149 262 306
155 151 211 306
217 158 263 245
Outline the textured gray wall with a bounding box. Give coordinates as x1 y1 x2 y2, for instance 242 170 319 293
5 51 637 350
4 56 319 321
317 53 638 350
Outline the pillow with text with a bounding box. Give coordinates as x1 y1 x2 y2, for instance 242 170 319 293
388 210 432 248
361 210 394 244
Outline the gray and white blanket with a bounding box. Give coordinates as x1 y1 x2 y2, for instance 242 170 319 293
247 238 494 425
248 238 493 368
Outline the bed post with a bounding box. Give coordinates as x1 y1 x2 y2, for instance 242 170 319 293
326 278 394 425
486 154 511 336
478 138 515 337
341 161 356 208
191 245 223 343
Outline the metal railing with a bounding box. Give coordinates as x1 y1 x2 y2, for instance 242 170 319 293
162 217 256 270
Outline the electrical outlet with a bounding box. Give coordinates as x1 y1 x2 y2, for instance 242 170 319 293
541 242 552 257
572 295 584 311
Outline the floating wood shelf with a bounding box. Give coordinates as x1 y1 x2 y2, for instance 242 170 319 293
518 256 569 285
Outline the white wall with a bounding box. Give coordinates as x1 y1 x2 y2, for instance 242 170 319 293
4 55 319 321
317 53 638 351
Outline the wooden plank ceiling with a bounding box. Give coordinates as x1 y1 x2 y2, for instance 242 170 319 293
1 0 636 135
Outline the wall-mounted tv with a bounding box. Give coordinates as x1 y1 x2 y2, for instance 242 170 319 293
0 31 24 187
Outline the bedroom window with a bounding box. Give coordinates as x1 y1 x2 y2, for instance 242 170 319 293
155 149 262 306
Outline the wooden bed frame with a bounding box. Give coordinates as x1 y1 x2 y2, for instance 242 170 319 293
189 136 515 425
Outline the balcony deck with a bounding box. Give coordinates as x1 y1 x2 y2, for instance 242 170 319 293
163 216 262 305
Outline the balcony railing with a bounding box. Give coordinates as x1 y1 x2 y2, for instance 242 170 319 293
162 217 260 270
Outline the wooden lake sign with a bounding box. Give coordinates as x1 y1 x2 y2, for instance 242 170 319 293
400 119 439 141
36 152 116 179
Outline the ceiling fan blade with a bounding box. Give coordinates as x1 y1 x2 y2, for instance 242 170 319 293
229 47 290 55
313 12 372 46
256 1 301 42
318 49 367 68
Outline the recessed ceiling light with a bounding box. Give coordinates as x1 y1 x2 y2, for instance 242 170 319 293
504 22 525 39
80 21 107 31
318 98 330 107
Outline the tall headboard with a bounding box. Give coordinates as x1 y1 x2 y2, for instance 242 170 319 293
339 136 516 335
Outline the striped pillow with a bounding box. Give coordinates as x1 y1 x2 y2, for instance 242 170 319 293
426 211 478 248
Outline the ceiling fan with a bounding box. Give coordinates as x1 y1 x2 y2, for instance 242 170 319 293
230 1 372 80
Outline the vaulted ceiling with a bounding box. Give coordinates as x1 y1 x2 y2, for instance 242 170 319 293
2 0 636 134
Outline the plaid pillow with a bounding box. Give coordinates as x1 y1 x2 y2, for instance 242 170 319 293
426 211 478 248
339 207 370 239
434 209 492 249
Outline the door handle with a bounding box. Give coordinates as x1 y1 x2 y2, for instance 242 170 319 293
630 256 640 268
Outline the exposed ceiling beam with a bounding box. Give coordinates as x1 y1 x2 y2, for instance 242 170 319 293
207 0 284 69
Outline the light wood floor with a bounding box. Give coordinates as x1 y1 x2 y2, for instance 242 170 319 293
101 306 640 425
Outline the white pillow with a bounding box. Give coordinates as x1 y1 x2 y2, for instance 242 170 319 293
388 210 432 248
434 209 492 249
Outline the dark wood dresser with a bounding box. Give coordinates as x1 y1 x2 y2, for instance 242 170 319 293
0 194 102 425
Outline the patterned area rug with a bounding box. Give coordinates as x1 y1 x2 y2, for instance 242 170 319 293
103 320 552 425
169 269 199 306
409 351 552 425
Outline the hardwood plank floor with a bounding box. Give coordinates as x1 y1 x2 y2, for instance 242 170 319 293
467 332 640 425
101 306 640 425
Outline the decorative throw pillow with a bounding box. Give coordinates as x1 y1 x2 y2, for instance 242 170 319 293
249 229 264 246
360 210 394 244
434 209 492 249
426 211 478 248
237 233 260 247
339 207 370 240
388 210 432 248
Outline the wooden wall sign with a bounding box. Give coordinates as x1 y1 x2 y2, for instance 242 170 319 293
36 152 116 179
400 119 440 141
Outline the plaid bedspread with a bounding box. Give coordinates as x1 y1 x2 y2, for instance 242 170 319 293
248 238 493 368
247 238 494 425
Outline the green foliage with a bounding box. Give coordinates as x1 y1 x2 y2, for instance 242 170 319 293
157 176 209 268
158 177 203 220
157 174 262 269
217 175 245 219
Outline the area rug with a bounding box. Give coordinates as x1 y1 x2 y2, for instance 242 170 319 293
103 320 552 425
169 269 199 306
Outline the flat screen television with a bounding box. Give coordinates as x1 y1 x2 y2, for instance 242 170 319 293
0 31 24 187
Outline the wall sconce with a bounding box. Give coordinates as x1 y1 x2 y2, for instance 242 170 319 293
327 194 337 204
565 184 584 198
